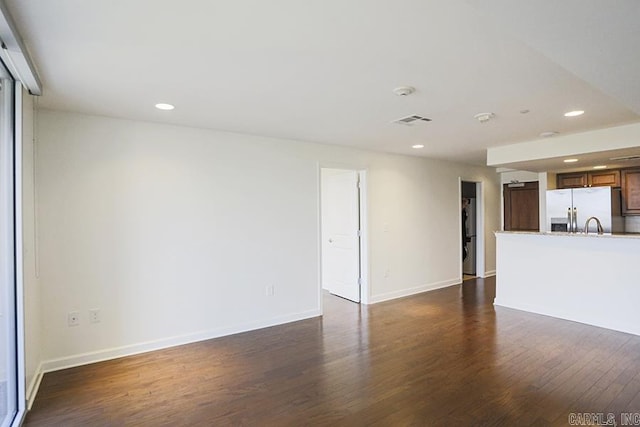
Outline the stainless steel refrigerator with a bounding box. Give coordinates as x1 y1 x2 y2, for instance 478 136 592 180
546 186 624 234
463 198 476 275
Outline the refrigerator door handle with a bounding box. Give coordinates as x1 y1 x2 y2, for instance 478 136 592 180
573 207 578 233
567 208 572 232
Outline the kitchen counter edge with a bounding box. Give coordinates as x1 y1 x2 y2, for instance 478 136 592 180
495 231 640 239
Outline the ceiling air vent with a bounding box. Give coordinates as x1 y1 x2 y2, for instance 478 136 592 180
392 114 432 126
609 155 640 162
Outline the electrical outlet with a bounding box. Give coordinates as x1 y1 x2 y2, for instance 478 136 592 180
89 308 101 323
68 311 80 327
266 284 275 296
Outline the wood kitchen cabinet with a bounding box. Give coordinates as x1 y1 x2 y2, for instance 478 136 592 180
622 168 640 215
557 170 620 188
557 172 588 188
588 170 620 187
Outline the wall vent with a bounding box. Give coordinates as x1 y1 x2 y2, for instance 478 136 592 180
609 155 640 161
392 114 432 126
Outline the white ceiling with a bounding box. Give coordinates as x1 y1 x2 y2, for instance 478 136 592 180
6 0 640 168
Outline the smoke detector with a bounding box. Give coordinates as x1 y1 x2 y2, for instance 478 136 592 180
393 86 415 96
474 112 495 123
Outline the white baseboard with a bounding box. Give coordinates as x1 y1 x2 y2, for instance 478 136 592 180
368 278 460 304
41 308 321 374
483 270 496 278
494 300 640 337
26 361 44 410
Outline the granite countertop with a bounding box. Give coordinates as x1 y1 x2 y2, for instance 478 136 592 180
495 231 640 239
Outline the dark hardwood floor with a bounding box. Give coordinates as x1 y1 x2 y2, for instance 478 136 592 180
24 277 640 426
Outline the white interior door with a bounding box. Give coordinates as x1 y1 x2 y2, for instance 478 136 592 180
321 168 360 303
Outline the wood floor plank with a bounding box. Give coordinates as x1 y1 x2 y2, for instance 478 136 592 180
24 277 640 426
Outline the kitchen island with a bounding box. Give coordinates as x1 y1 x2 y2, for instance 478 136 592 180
495 231 640 336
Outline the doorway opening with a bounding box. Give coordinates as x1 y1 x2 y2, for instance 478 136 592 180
460 180 484 281
320 168 367 305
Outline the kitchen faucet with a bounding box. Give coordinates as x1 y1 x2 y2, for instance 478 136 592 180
584 216 604 235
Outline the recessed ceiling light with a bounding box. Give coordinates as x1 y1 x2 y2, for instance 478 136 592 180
593 165 607 170
540 131 558 138
412 144 425 149
564 110 584 117
155 103 175 110
564 158 579 163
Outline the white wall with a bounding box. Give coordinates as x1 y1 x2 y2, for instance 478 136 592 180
21 90 42 405
36 110 500 369
487 122 640 166
538 172 549 232
499 170 539 184
625 217 640 233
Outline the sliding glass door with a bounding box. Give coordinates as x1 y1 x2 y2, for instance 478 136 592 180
0 61 17 427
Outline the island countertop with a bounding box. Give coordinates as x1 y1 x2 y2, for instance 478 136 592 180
495 230 640 239
495 231 640 336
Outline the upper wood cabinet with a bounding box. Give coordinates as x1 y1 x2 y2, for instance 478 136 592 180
588 170 620 187
622 168 640 215
556 168 638 215
557 172 588 188
557 170 620 188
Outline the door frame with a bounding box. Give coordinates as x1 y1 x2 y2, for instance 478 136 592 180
318 166 369 312
1 78 23 426
459 178 485 279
